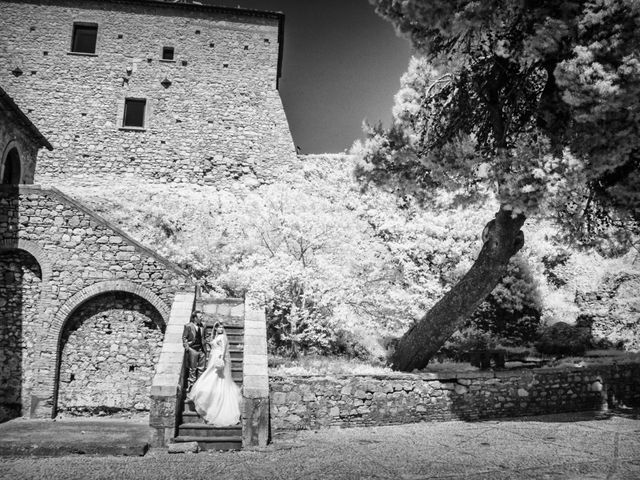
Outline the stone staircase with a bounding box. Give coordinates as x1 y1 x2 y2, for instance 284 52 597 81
172 299 245 451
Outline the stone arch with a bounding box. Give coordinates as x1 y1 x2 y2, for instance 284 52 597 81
0 239 53 326
1 141 22 184
49 281 170 415
52 281 170 335
0 239 53 286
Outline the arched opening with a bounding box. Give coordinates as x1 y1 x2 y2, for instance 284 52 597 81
55 292 165 416
1 147 21 185
0 249 42 422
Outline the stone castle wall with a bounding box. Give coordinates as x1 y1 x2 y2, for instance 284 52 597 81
270 362 640 430
0 185 191 419
0 0 296 185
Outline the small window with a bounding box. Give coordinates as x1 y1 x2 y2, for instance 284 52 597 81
162 46 174 60
123 98 146 128
72 23 98 54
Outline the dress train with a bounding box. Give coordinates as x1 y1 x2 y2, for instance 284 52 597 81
187 331 242 426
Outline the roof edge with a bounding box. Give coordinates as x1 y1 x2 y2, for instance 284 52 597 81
0 86 53 151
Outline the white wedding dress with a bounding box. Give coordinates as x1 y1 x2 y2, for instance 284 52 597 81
187 331 242 426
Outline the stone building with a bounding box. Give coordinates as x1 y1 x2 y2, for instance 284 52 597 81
1 53 193 422
0 1 277 440
0 0 296 185
0 1 282 444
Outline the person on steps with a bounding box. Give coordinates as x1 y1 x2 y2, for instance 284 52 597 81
182 310 208 393
187 322 242 426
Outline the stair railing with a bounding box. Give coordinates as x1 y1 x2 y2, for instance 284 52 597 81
149 291 196 447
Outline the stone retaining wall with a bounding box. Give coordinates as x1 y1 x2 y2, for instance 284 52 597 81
270 362 640 430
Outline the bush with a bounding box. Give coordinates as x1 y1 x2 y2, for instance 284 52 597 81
469 254 542 345
437 327 498 362
534 321 591 355
332 329 372 360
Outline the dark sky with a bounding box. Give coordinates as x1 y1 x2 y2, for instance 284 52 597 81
212 0 412 154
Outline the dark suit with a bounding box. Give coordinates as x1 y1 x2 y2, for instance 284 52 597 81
182 321 208 391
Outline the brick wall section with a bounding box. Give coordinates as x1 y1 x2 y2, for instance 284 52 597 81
0 0 297 186
269 362 640 430
0 185 191 417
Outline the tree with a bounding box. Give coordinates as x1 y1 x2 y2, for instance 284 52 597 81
353 0 640 371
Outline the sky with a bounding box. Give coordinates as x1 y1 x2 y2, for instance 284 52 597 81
211 0 412 154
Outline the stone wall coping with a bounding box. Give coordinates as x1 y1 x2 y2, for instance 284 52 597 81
242 297 269 398
199 297 244 305
4 185 190 279
241 297 270 448
150 292 196 397
268 362 640 382
0 86 53 150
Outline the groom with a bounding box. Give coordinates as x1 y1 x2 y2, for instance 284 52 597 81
182 310 209 393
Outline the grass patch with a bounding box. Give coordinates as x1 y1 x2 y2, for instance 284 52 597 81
268 354 392 376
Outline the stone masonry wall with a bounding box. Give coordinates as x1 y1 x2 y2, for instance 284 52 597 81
0 185 190 417
0 250 41 422
58 292 164 414
270 362 640 430
0 0 296 186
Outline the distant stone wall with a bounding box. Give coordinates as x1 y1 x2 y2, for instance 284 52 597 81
58 292 164 414
0 0 296 186
270 363 640 430
0 185 190 417
576 272 640 351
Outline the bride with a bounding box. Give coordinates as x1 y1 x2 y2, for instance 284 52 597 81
187 322 242 426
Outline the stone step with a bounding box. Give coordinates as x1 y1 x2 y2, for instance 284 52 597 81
173 435 242 451
178 423 241 437
181 410 206 424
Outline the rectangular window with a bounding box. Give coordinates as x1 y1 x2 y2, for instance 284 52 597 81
123 98 146 128
162 46 174 60
72 23 98 54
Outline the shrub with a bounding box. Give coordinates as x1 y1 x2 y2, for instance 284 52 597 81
469 254 542 345
437 327 498 361
534 321 591 355
332 329 373 360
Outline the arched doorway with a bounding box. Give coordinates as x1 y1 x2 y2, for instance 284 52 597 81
1 147 21 185
56 292 165 416
0 249 42 422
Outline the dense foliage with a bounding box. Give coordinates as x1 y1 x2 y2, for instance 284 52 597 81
62 150 639 363
358 0 639 242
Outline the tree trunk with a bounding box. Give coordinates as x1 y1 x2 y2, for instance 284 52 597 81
389 206 526 371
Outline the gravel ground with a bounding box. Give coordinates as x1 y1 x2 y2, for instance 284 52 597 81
1 412 639 480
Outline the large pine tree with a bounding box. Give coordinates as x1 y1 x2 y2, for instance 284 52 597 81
354 0 640 371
